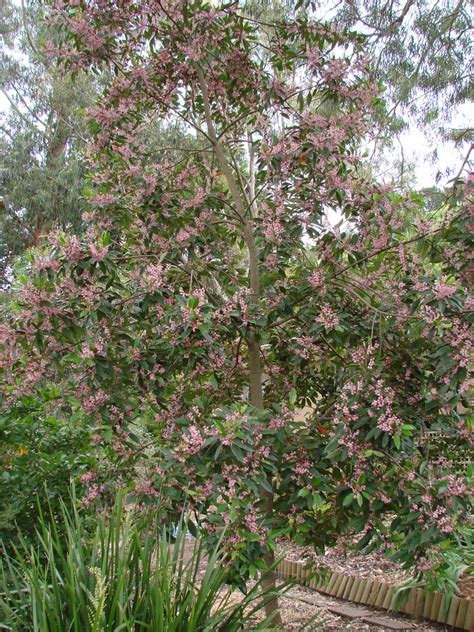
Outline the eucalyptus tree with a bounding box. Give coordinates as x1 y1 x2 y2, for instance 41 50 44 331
310 0 473 181
0 0 94 286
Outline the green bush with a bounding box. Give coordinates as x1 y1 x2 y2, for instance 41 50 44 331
0 387 96 548
0 492 281 631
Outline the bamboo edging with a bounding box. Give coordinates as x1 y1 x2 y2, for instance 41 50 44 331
276 559 473 631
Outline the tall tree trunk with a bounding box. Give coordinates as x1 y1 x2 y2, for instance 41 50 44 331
245 223 281 625
247 326 282 625
197 66 283 627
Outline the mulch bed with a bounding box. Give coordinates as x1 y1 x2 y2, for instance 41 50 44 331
185 538 469 629
273 584 449 631
458 575 474 600
278 540 411 585
278 539 473 600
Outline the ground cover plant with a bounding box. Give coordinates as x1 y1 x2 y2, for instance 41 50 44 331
0 0 472 624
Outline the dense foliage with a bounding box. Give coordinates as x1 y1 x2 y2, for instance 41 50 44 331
0 0 472 620
0 384 94 545
2 1 471 281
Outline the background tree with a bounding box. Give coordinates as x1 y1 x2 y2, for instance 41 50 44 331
0 0 95 286
309 0 473 182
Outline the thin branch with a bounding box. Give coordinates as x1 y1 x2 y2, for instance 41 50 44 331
20 0 41 58
1 88 43 132
319 334 346 362
266 228 444 332
447 143 473 186
233 335 243 370
9 82 48 129
331 227 442 280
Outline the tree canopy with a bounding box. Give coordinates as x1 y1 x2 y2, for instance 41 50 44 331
0 0 472 622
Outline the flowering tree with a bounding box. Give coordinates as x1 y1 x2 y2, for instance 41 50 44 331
1 0 472 621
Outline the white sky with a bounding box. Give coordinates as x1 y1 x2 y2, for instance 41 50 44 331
396 103 472 187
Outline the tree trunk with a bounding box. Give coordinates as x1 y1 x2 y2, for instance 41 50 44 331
197 66 283 627
247 327 282 626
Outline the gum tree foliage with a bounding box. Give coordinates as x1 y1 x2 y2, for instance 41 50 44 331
302 0 473 184
0 0 472 619
247 1 473 177
0 0 94 286
309 0 473 132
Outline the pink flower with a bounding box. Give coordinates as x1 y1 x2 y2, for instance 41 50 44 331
309 270 324 289
434 280 457 300
135 480 158 496
79 471 96 483
316 304 339 330
417 557 434 572
61 235 82 262
306 46 321 70
89 242 108 261
33 256 59 271
182 425 204 455
244 509 260 534
83 483 105 507
142 263 164 291
91 193 115 205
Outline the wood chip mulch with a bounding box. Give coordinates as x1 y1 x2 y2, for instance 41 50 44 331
271 583 450 631
279 540 411 585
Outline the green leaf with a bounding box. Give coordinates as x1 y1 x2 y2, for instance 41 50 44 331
289 388 297 406
343 493 354 507
62 353 82 364
230 444 244 462
258 477 273 493
363 449 384 457
198 323 212 341
312 492 324 508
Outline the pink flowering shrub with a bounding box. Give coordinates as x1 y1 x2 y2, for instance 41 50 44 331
0 0 472 598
